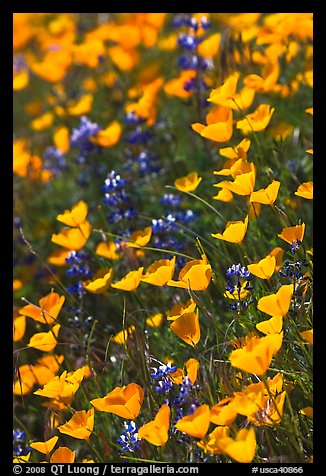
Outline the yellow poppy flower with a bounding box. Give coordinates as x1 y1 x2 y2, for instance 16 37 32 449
257 284 294 317
67 94 93 116
30 112 54 131
34 368 84 408
138 404 170 446
236 104 275 134
197 32 221 58
53 126 70 153
51 221 92 250
90 121 122 147
13 68 29 91
197 426 229 455
256 315 283 335
213 189 234 202
27 324 61 352
111 267 144 291
219 138 251 160
111 325 136 345
244 62 279 93
58 408 94 440
192 106 233 142
13 314 26 341
214 157 254 179
167 255 211 291
212 215 248 244
90 383 144 419
247 255 276 279
175 404 211 439
174 172 202 192
170 358 199 385
210 397 238 426
295 182 313 199
215 170 256 196
56 200 89 227
146 312 163 328
142 257 176 286
83 268 113 294
126 227 152 248
96 241 119 260
48 249 70 266
229 332 283 375
250 180 280 205
166 299 196 321
30 436 58 455
218 427 256 463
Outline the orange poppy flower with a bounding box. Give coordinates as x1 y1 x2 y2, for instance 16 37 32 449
90 383 144 419
164 70 196 98
138 404 170 446
48 249 70 266
58 408 94 440
50 447 75 463
175 404 211 439
300 329 313 344
19 291 65 324
277 223 306 245
269 247 284 272
170 311 200 347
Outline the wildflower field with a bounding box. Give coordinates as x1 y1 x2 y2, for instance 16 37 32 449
13 13 313 465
